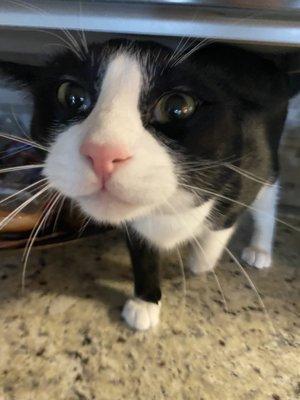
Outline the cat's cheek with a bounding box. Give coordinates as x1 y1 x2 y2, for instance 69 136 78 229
43 163 98 198
42 125 100 197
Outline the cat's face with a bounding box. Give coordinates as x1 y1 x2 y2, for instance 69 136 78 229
22 40 220 225
43 45 181 224
2 40 265 225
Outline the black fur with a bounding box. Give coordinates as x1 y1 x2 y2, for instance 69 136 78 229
126 229 161 304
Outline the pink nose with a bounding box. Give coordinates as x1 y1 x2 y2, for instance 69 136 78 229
80 142 132 184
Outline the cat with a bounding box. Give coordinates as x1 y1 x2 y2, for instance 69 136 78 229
0 39 294 330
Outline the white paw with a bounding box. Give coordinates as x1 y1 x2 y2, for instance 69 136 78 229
187 253 214 275
122 298 161 331
241 246 272 269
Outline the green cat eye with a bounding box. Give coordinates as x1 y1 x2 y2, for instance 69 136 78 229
153 92 197 123
57 81 91 112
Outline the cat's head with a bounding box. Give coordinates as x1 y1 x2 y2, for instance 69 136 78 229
0 40 289 225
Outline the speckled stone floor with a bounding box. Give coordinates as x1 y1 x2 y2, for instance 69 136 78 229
0 215 299 400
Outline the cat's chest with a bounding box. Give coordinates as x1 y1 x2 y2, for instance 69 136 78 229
131 200 214 250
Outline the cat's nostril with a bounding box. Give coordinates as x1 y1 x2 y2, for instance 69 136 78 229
86 155 94 164
113 156 131 164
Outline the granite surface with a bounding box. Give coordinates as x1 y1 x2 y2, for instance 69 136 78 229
0 217 299 400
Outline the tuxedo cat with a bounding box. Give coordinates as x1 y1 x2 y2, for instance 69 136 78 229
0 40 293 330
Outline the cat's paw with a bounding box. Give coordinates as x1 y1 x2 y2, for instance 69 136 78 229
241 246 272 269
187 253 214 275
122 298 161 330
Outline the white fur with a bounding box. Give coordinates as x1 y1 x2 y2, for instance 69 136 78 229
122 298 161 330
242 180 279 269
43 52 178 225
132 200 214 250
188 226 234 274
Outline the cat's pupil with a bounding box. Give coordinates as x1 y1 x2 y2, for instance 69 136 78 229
57 81 91 112
67 87 85 108
153 92 196 123
165 95 192 119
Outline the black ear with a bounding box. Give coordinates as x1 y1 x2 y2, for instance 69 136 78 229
0 61 42 87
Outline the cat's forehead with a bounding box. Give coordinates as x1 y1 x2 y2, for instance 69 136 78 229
97 52 142 110
49 40 171 88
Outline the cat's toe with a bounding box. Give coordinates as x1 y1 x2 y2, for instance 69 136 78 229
241 246 272 269
122 298 161 330
187 254 214 275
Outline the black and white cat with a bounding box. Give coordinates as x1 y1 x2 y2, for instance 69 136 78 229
0 39 293 330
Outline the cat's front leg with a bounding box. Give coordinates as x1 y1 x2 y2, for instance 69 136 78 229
241 180 278 269
187 226 235 274
122 229 161 330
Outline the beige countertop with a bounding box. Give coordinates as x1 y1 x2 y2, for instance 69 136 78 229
0 217 299 400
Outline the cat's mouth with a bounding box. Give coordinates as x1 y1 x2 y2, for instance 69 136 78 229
78 187 138 207
75 186 155 225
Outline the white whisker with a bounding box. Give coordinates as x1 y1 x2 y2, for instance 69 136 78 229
78 216 91 238
225 164 272 186
180 183 300 232
0 178 48 206
222 245 277 335
21 192 61 291
4 0 85 60
172 38 213 67
0 184 50 232
123 221 132 246
163 198 227 310
0 145 30 161
52 196 66 233
176 248 187 312
0 164 43 174
0 132 48 152
10 104 31 139
211 269 229 313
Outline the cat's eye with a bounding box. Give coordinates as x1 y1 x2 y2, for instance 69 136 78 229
153 92 197 123
57 81 91 112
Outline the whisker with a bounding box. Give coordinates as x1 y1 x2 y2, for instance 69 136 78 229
52 196 66 233
123 221 132 246
165 189 276 333
211 269 229 313
77 0 89 55
180 183 300 232
0 178 48 206
21 192 61 291
165 198 228 312
38 29 84 60
222 245 277 336
0 145 30 161
0 184 50 232
40 190 58 232
0 132 48 152
10 104 31 139
5 0 85 60
165 36 196 71
179 154 241 170
171 10 260 66
176 248 187 312
225 164 273 186
0 164 43 174
171 38 213 67
191 236 229 312
78 216 91 238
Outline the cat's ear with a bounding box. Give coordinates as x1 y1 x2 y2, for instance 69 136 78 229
0 61 43 87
